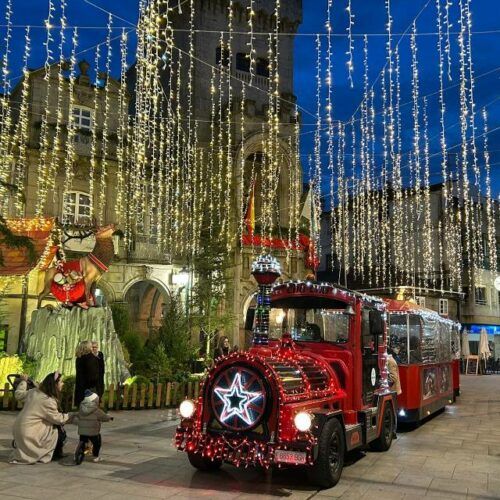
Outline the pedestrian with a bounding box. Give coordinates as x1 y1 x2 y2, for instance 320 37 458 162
74 390 113 464
74 340 100 406
214 335 230 359
91 340 105 399
10 371 75 464
387 347 402 396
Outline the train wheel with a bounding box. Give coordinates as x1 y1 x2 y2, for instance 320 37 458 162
369 404 394 452
307 418 345 489
188 452 223 471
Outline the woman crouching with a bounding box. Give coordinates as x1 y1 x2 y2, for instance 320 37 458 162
10 371 74 464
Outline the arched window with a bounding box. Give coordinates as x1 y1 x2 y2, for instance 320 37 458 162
63 191 91 225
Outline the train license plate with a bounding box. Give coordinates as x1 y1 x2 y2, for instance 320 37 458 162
275 450 307 465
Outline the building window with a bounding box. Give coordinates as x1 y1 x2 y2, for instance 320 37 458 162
235 52 250 72
256 58 269 77
72 106 93 131
215 46 230 67
475 286 487 306
439 298 449 316
415 296 426 308
63 191 91 225
0 324 8 351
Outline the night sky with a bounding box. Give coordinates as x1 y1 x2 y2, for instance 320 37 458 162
4 0 500 197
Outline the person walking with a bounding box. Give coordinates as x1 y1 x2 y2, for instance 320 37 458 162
74 390 113 464
10 372 74 464
74 340 100 406
91 341 105 399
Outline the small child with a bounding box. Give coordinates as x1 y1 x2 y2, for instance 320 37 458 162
74 390 113 464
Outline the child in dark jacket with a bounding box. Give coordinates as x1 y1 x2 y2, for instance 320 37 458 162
74 390 113 464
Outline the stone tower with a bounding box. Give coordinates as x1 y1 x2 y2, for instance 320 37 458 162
163 0 305 345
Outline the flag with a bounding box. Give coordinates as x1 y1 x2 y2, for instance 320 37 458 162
244 178 256 236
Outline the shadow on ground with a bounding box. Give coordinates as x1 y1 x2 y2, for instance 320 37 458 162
105 456 320 496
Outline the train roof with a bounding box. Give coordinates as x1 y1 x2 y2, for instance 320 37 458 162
271 280 385 309
384 299 460 326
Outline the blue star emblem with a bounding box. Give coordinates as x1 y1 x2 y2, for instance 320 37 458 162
214 372 262 426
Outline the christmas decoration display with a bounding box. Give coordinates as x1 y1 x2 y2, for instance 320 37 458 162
0 0 496 299
175 256 396 488
37 224 115 308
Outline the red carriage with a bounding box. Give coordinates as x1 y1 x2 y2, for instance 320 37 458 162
176 255 397 488
385 299 461 424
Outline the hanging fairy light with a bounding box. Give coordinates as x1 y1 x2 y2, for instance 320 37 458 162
0 0 13 216
458 0 473 286
239 82 247 244
116 28 128 224
224 0 235 252
326 0 335 277
313 34 322 237
35 0 56 217
346 0 355 88
247 0 256 85
482 108 498 278
62 27 79 217
410 21 422 287
11 26 31 216
97 13 114 224
443 0 453 81
89 43 102 220
422 97 434 286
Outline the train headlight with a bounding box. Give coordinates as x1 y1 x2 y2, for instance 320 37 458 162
294 411 313 432
398 409 406 417
179 399 196 419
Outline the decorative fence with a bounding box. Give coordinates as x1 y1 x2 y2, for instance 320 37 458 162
1 381 202 412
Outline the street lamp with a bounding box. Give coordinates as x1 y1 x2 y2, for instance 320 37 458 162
173 267 190 320
173 266 189 287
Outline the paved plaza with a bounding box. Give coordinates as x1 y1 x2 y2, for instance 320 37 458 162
0 375 499 500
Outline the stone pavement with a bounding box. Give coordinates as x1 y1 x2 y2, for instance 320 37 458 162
0 375 499 500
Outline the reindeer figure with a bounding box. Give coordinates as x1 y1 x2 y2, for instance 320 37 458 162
37 224 115 309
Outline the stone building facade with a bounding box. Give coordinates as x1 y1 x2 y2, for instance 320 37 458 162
161 0 307 347
2 60 186 353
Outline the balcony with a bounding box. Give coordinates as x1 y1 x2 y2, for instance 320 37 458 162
234 70 269 89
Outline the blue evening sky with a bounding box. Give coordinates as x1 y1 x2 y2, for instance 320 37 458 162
3 0 499 197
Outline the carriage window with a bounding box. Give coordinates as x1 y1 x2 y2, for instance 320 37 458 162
421 317 438 363
389 314 422 364
269 308 349 343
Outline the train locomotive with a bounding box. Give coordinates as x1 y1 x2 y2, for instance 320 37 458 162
175 255 397 488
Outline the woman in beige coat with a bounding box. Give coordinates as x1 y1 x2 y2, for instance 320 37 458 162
10 371 74 464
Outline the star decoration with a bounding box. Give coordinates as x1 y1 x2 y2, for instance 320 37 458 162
214 372 263 427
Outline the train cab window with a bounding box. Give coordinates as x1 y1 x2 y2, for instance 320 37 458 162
269 308 349 343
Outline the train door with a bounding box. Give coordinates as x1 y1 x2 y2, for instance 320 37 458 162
361 308 384 405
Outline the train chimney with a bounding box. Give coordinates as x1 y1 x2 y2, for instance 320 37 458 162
251 254 281 346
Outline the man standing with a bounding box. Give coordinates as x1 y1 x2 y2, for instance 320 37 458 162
92 341 105 399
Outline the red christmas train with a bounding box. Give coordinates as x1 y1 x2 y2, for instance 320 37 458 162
175 255 397 488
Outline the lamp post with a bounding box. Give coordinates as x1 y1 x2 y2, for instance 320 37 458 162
251 254 281 346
